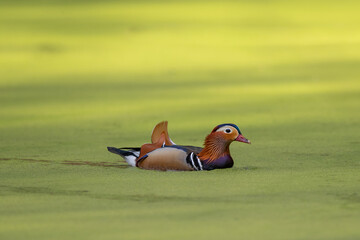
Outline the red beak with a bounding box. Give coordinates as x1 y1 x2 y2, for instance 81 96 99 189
235 134 251 144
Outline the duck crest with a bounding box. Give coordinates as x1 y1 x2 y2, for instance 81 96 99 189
212 123 242 135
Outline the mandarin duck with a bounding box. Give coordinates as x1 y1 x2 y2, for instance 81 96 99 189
107 121 250 171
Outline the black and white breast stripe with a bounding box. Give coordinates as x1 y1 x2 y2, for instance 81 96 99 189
186 152 203 171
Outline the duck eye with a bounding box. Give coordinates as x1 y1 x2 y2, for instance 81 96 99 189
225 128 232 133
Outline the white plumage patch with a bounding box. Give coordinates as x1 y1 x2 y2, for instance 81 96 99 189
124 155 137 167
124 150 139 167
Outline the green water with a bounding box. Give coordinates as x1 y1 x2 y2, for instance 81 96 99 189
0 0 359 239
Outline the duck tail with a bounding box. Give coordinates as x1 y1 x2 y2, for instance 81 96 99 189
107 147 140 166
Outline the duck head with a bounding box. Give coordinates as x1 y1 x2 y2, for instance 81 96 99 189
198 123 250 162
211 123 251 144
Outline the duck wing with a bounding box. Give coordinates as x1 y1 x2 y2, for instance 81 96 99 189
175 145 203 154
151 121 175 145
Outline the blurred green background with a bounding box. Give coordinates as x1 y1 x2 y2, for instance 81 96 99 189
0 0 359 239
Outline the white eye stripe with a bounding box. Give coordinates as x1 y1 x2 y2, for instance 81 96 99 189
216 126 234 133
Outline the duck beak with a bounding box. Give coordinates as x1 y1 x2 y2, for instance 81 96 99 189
235 134 251 144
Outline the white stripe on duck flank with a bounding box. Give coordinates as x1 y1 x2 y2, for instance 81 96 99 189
186 152 203 171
